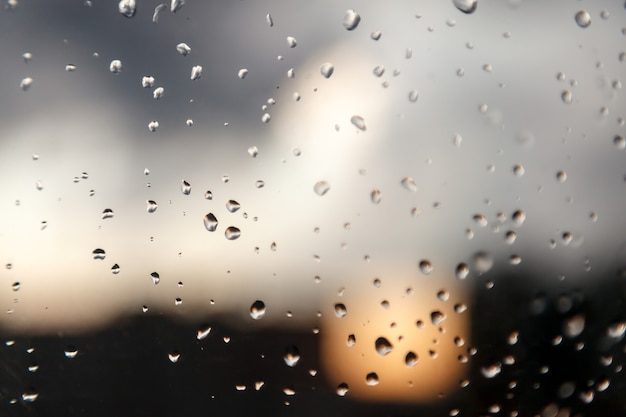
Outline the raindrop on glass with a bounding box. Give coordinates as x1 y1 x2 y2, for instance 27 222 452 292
146 200 158 213
375 337 393 356
64 346 78 359
181 180 191 195
265 13 273 27
150 272 160 285
152 87 165 100
314 181 330 196
453 0 477 14
334 303 347 318
347 334 356 346
350 115 366 131
320 63 334 79
168 352 181 363
190 65 203 80
176 43 191 56
564 314 585 338
405 351 418 367
226 200 240 213
336 383 349 396
197 325 211 340
408 90 419 103
225 227 241 240
370 189 382 204
366 372 379 386
481 363 502 378
20 77 33 91
170 0 184 13
455 263 469 280
561 90 572 104
238 69 248 79
250 300 266 319
284 345 301 367
148 121 159 132
118 0 136 17
431 310 446 325
152 3 167 23
102 208 114 219
371 30 382 40
92 248 106 260
574 10 591 28
111 264 120 274
109 59 122 74
261 113 271 123
342 9 361 31
373 65 385 77
419 260 433 274
286 36 297 48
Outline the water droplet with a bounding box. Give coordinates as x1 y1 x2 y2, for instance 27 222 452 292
150 272 160 285
437 289 450 301
408 90 419 103
175 43 191 56
64 346 78 359
168 351 181 363
342 9 361 31
336 382 349 396
261 113 271 123
250 300 266 319
431 310 446 326
366 372 379 386
370 189 382 204
101 208 114 220
20 77 33 91
152 87 165 100
92 248 106 260
226 200 240 213
561 90 572 104
170 0 184 13
473 252 493 273
181 180 191 195
186 119 193 126
284 345 301 367
455 263 469 280
65 64 77 72
564 314 585 338
320 63 334 78
111 264 120 274
22 52 32 62
152 3 167 23
371 30 382 40
265 13 273 27
473 214 488 227
375 337 393 356
197 325 211 340
11 282 20 291
453 0 478 14
225 227 241 240
511 209 526 226
373 65 385 77
481 363 501 378
146 200 158 213
286 36 297 48
118 0 136 17
190 65 202 80
556 170 567 182
247 146 259 158
21 392 38 402
204 190 213 200
346 334 356 347
148 120 159 132
109 59 122 74
350 115 366 131
608 322 626 338
313 181 330 196
238 69 248 79
334 303 347 318
512 164 525 177
419 260 433 274
574 10 591 28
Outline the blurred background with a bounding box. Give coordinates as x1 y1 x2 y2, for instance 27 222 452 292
0 0 625 415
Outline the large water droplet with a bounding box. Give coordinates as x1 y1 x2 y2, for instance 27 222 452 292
118 0 136 17
320 63 334 78
202 213 218 231
342 9 361 31
102 208 114 220
250 300 266 319
190 65 203 80
284 345 301 367
375 337 393 356
92 248 106 260
336 383 349 396
226 200 241 213
146 200 158 213
405 351 418 367
350 115 366 131
334 303 347 318
453 0 477 14
365 372 379 386
575 10 591 28
314 181 330 196
225 227 241 240
109 59 122 74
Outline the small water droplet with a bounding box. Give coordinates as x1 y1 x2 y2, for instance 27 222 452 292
564 314 585 338
64 346 78 359
150 272 160 285
608 322 626 338
286 36 297 48
190 65 202 80
146 200 158 213
266 13 273 27
250 300 266 319
197 325 211 340
371 30 382 40
561 90 572 104
437 289 450 301
176 42 191 56
284 345 301 367
350 115 366 131
313 181 330 196
481 363 502 378
101 208 114 219
347 334 356 346
320 62 334 78
225 226 241 240
11 282 20 291
366 372 379 386
238 68 248 79
455 263 469 279
20 77 33 91
334 303 347 318
152 87 165 100
109 59 122 74
168 351 181 363
370 189 382 204
431 310 446 326
247 146 259 158
419 260 433 274
336 382 349 396
511 209 526 226
405 351 418 367
574 10 591 28
556 170 567 182
342 9 361 31
65 64 77 72
148 120 159 132
204 191 213 200
373 65 385 77
92 248 106 260
408 90 419 103
226 200 240 213
170 0 184 13
375 337 393 356
473 214 488 227
111 264 120 274
118 0 136 17
261 113 271 123
453 0 478 14
22 52 32 62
